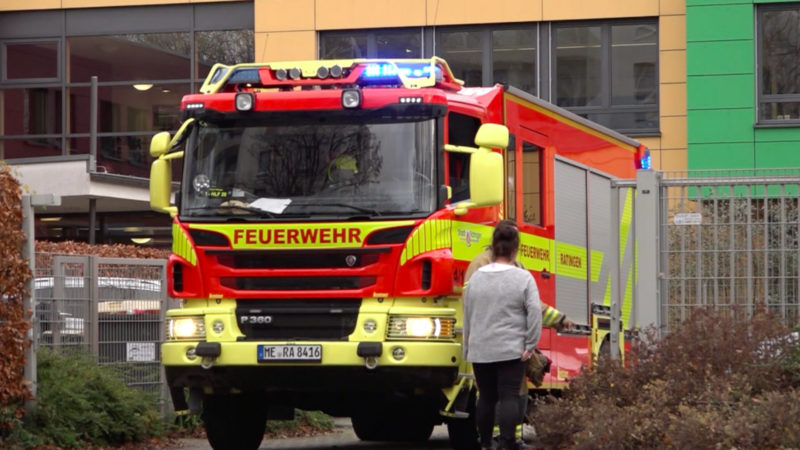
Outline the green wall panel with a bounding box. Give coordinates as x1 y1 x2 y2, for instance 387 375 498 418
755 141 800 168
687 74 755 109
688 108 755 144
687 40 754 76
755 126 800 143
688 142 754 169
687 4 753 42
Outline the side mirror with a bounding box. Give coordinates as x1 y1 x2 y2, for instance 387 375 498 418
149 119 194 216
474 123 509 149
150 131 171 158
150 157 176 216
454 123 508 215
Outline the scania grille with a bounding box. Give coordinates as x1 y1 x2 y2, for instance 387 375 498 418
221 276 376 291
210 248 390 269
236 299 361 340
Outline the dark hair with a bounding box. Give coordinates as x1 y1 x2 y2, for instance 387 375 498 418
491 220 519 260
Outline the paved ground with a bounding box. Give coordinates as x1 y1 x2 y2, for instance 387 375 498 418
176 418 453 450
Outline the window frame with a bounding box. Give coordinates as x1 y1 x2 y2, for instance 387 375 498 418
318 27 425 59
1 38 62 84
551 18 659 136
756 3 800 127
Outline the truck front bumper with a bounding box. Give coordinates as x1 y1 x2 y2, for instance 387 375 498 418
162 339 462 391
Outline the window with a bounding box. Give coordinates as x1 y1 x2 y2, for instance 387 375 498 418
435 26 537 94
521 141 542 225
196 30 254 79
436 29 484 87
69 33 191 82
506 133 516 221
493 29 537 95
447 112 482 203
3 41 59 81
554 21 658 134
320 29 422 59
758 4 800 123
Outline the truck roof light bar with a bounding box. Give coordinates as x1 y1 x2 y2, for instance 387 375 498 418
198 57 464 94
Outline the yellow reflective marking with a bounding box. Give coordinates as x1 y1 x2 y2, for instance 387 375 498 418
172 223 197 266
619 190 634 327
517 232 553 273
623 266 634 328
190 221 413 250
451 221 492 262
400 219 452 265
555 242 587 280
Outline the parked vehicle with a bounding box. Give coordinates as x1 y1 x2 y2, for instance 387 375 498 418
149 57 647 450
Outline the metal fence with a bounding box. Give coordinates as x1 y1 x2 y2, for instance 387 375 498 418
34 254 171 407
636 169 800 333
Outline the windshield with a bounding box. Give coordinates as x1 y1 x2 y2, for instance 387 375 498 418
181 117 437 219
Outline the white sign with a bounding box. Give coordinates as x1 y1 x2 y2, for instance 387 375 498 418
126 342 156 362
673 213 702 225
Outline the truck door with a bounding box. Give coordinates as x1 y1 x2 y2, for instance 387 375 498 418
511 126 553 349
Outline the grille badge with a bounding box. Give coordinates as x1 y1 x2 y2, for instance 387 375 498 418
345 255 357 267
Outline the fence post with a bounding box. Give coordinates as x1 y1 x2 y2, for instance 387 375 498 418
22 194 60 414
635 170 661 335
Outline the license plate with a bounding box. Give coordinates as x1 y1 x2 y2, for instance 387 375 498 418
257 345 322 362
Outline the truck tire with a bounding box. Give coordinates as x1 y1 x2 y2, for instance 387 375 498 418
202 394 267 450
447 388 480 450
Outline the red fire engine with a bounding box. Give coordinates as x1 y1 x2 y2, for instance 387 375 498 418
150 57 647 450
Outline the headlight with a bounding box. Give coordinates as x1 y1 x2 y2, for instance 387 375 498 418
235 92 254 111
167 317 206 340
387 316 455 339
341 89 362 109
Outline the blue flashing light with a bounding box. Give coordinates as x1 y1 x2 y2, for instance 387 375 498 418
640 149 652 170
364 63 439 79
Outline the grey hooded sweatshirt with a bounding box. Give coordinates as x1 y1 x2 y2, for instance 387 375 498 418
462 263 542 363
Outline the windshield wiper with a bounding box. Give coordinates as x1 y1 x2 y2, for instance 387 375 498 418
292 202 382 216
183 205 275 218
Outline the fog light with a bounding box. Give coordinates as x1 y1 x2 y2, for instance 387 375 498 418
289 67 302 80
392 347 405 360
212 320 224 334
275 68 287 81
342 89 362 109
235 92 254 111
317 66 329 79
186 347 197 360
330 64 343 78
363 319 377 333
168 317 206 340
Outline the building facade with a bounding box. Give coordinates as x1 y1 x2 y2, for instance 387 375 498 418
687 0 800 170
0 0 687 245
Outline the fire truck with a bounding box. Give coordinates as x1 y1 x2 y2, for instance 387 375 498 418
149 57 647 450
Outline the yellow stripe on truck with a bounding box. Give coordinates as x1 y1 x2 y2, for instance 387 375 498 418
190 221 414 250
400 219 452 265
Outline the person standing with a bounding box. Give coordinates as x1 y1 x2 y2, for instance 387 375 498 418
464 219 574 446
462 222 542 450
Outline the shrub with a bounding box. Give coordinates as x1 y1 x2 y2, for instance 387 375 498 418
0 164 32 440
1 348 165 448
530 309 800 449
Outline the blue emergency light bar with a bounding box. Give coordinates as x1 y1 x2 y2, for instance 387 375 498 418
363 62 442 80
